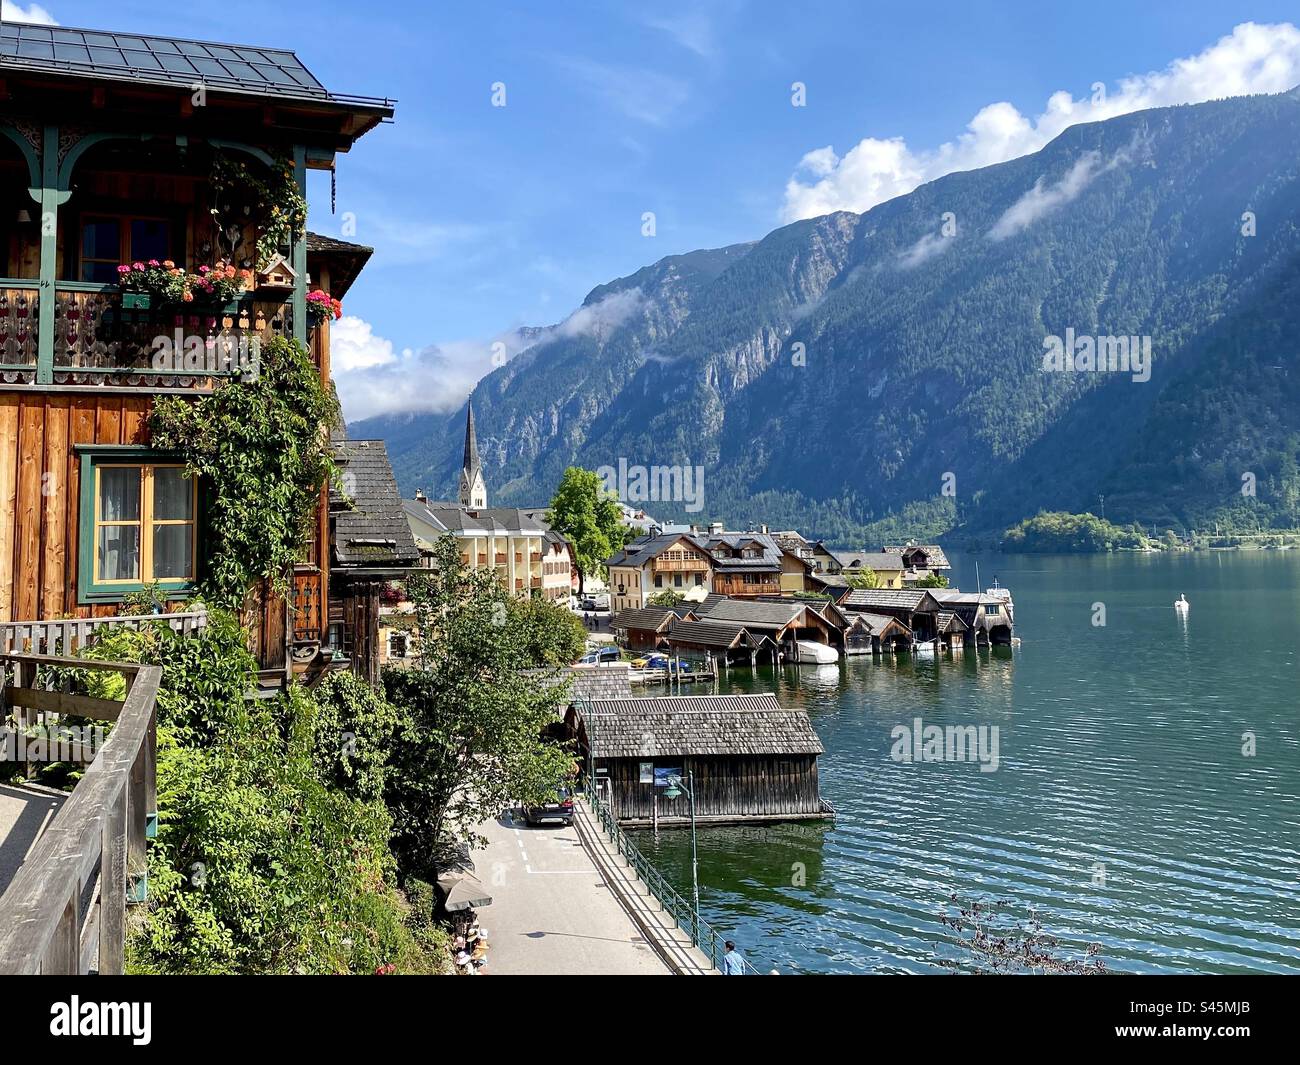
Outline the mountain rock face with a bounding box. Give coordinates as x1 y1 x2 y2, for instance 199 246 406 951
352 89 1300 544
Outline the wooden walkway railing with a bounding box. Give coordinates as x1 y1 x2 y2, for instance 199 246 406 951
0 652 161 974
0 608 207 658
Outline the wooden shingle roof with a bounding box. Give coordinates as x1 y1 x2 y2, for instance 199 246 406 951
577 693 824 758
840 588 942 612
610 607 677 633
666 619 760 649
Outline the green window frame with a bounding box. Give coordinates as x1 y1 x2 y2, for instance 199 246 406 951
77 446 202 604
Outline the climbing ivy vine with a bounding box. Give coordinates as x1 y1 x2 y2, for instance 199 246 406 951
150 335 338 608
209 151 307 269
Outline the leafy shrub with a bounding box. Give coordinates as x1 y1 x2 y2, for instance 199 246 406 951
83 611 445 974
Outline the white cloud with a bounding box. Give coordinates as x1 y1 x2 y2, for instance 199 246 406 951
782 21 1300 222
896 231 951 269
330 315 396 372
336 289 648 422
554 56 691 126
1 2 56 23
986 151 1107 241
641 11 716 58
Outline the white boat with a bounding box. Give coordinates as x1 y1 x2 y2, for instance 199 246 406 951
792 640 839 664
1174 594 1190 611
911 640 937 655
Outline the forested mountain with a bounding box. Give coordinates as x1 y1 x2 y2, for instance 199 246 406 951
352 87 1300 545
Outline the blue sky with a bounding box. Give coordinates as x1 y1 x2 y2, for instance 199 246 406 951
7 1 1300 419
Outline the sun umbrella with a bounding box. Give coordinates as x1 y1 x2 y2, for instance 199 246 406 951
438 869 492 912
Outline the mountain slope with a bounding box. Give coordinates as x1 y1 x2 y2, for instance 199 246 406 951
352 88 1300 542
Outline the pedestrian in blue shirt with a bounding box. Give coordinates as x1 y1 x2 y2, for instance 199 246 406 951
721 940 745 975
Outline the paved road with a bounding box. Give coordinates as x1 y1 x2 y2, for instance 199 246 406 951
472 808 668 975
0 783 64 899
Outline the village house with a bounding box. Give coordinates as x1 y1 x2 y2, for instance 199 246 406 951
0 22 399 690
606 532 712 614
606 522 785 610
831 550 907 589
885 543 952 584
402 405 574 600
328 436 420 683
566 693 833 826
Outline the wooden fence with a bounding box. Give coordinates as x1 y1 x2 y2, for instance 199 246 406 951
0 652 161 974
0 608 207 658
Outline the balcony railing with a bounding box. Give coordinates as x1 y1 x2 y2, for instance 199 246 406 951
0 608 208 657
0 283 296 391
0 651 162 974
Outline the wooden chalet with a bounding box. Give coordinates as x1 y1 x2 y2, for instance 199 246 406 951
843 612 912 655
0 22 396 687
566 693 832 826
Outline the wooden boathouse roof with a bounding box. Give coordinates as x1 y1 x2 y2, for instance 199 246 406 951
847 612 912 636
840 588 944 613
935 610 969 634
701 598 806 630
610 607 679 633
575 694 824 758
666 619 773 650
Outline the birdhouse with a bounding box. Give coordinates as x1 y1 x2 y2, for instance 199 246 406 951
258 253 297 290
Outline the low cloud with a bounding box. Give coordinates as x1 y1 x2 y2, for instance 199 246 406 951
337 289 647 422
896 231 951 269
782 21 1300 222
987 151 1109 241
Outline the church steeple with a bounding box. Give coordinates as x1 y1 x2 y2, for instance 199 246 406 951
459 400 487 508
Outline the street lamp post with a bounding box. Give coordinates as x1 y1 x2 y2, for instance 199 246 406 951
664 770 700 941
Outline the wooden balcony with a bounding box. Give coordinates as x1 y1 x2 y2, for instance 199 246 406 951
0 651 162 974
712 576 782 597
1 284 295 392
653 558 710 572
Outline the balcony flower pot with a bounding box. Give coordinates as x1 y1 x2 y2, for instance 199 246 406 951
121 291 152 311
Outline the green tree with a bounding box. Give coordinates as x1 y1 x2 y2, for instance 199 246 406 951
846 566 880 589
915 571 950 588
382 535 575 874
647 589 684 607
546 466 629 595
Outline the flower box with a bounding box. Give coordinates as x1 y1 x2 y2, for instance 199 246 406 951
121 291 152 311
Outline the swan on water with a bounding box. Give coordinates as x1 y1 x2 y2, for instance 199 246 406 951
1174 593 1190 611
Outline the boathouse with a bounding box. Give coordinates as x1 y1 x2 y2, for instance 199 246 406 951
838 589 945 641
663 618 777 665
844 612 912 654
930 590 1013 645
566 693 831 826
695 597 844 651
610 606 680 651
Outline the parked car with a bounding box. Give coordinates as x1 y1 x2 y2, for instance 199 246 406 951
579 598 598 611
525 788 574 826
577 646 621 665
632 652 669 669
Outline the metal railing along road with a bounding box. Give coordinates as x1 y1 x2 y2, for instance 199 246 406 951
588 790 766 975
